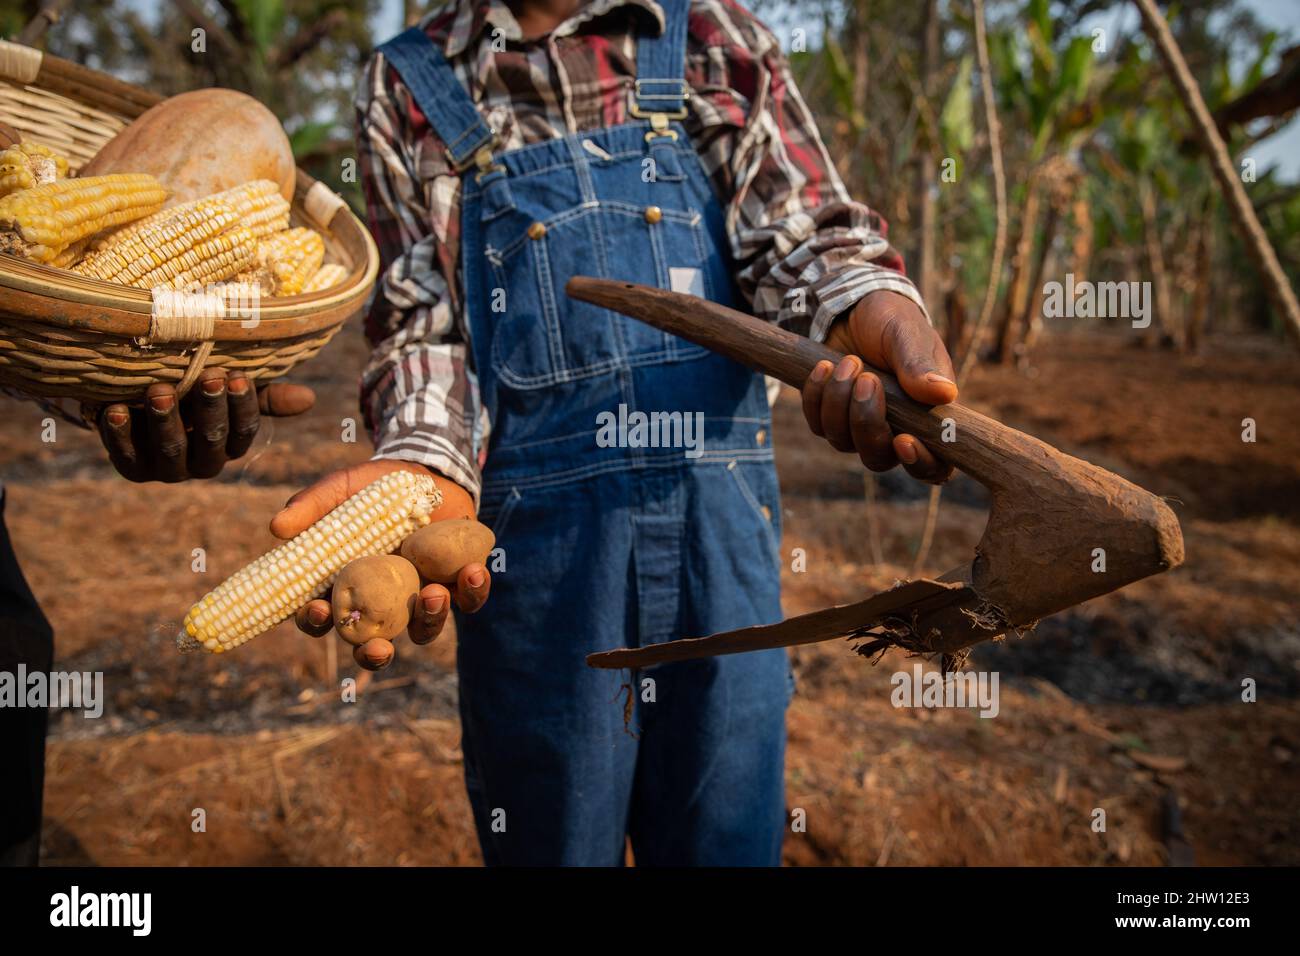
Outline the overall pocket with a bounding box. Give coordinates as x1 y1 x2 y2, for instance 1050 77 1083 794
599 200 715 363
489 204 624 388
487 186 716 387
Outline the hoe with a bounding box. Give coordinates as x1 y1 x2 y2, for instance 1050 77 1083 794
567 278 1184 670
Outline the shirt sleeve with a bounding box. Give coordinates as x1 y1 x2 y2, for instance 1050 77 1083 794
356 52 485 507
689 12 929 343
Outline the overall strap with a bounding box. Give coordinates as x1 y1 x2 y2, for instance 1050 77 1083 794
632 0 691 128
376 26 499 173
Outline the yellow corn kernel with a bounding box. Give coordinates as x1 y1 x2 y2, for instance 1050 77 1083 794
90 179 290 253
137 224 256 290
258 226 325 296
302 262 348 293
0 142 69 198
75 201 240 284
49 238 88 270
0 174 166 263
179 471 442 654
75 202 257 291
216 179 292 238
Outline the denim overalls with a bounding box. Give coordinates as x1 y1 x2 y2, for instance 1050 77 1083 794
378 2 791 865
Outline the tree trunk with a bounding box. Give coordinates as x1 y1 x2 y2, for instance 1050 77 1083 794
835 0 872 195
1139 178 1176 349
913 0 940 312
993 172 1042 364
1018 205 1061 363
945 284 968 358
1070 196 1093 287
1186 197 1213 353
956 0 1009 381
851 1 871 139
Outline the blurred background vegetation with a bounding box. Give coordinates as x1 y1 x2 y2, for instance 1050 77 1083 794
1 0 1296 363
761 0 1299 360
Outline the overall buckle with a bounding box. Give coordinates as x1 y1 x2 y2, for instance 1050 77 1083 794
445 129 503 175
630 80 689 141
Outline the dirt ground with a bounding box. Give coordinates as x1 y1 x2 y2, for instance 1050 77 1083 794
2 322 1296 866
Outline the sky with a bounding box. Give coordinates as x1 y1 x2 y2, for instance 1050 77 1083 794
374 0 1300 182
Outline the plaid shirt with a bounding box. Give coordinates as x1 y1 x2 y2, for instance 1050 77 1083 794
356 0 924 505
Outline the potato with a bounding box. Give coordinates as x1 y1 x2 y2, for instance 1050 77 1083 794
332 555 421 646
400 519 495 585
0 122 20 150
80 89 296 207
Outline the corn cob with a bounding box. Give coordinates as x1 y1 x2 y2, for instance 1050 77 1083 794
89 179 289 254
0 142 69 197
180 471 442 654
258 226 324 296
0 174 165 264
76 201 237 282
302 262 348 293
221 179 292 237
74 202 256 290
142 225 255 290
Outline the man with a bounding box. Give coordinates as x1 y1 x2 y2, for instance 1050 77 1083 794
0 375 313 865
275 0 958 866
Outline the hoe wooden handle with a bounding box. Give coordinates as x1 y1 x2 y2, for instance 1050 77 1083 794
568 277 1039 491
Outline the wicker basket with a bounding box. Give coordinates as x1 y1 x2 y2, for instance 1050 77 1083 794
0 39 379 404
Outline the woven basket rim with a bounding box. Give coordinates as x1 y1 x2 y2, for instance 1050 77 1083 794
0 38 380 345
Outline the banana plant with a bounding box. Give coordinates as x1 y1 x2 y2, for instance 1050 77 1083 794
1102 25 1281 350
985 0 1105 363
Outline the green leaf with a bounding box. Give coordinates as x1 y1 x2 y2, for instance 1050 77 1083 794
1242 31 1278 94
1026 19 1056 94
1028 0 1054 46
1057 36 1095 107
939 55 975 157
288 121 335 159
821 30 865 132
234 0 286 57
989 30 1028 120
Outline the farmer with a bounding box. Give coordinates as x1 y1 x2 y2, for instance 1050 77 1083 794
274 0 959 866
0 381 312 867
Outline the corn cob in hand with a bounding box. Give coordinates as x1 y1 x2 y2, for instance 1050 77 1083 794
0 173 165 264
180 470 442 654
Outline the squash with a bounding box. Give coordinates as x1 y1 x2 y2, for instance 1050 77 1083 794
80 89 295 207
